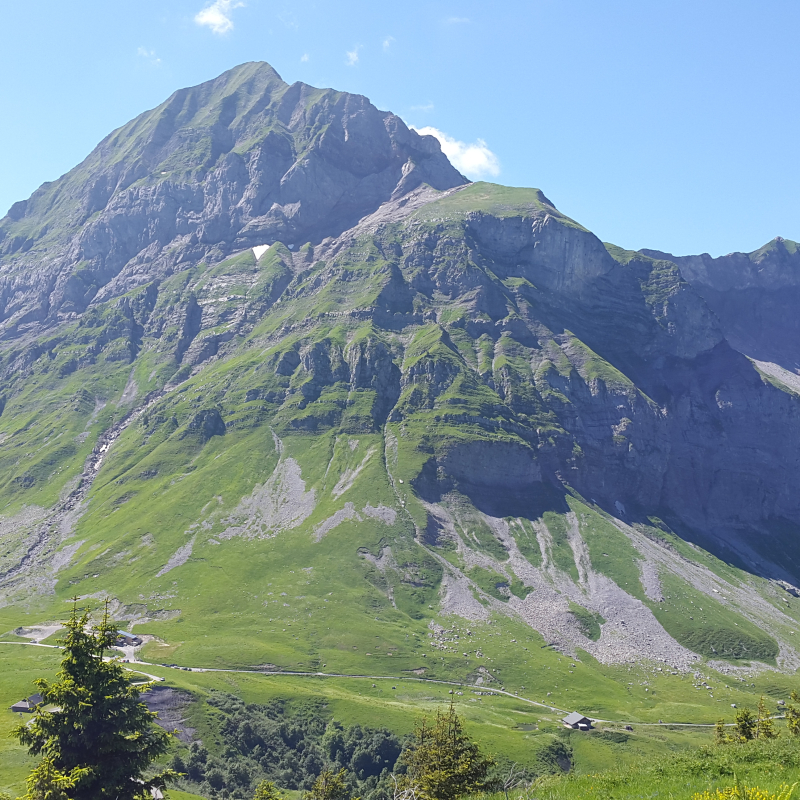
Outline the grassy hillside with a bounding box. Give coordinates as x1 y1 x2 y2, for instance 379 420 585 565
4 181 800 798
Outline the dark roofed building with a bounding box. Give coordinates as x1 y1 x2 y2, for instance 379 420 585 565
9 694 44 713
563 711 592 730
116 631 143 646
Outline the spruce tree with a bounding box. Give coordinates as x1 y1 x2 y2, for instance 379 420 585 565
756 696 779 740
400 701 494 800
305 769 356 800
253 780 285 800
13 599 175 800
787 691 800 736
733 707 758 741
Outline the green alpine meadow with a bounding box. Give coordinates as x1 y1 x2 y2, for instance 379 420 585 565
3 61 800 799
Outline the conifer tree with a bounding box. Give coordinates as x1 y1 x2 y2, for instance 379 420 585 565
13 599 175 800
714 719 730 745
756 696 779 740
253 780 285 800
787 691 800 736
732 706 758 741
399 701 494 800
305 769 356 800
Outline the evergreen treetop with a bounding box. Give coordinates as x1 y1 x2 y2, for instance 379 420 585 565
399 701 494 800
13 598 175 800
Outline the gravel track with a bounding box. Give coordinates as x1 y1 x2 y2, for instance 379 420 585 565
0 641 728 727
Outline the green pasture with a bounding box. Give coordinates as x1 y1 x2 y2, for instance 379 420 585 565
0 643 743 799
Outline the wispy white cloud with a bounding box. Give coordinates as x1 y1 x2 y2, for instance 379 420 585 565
411 102 434 112
345 46 360 66
444 16 470 24
413 126 500 179
383 36 394 51
137 47 161 66
194 0 244 35
300 53 309 62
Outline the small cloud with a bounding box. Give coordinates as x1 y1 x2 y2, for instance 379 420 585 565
444 16 470 24
413 126 500 179
383 36 394 51
411 102 434 112
300 53 309 62
137 47 161 66
346 46 360 66
194 0 244 35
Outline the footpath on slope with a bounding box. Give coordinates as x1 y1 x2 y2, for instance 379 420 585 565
0 641 731 728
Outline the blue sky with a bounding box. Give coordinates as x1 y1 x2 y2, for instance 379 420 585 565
1 0 798 256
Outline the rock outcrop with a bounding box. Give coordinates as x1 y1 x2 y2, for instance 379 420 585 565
0 61 466 336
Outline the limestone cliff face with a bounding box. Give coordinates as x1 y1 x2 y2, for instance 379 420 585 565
642 238 800 366
0 62 465 335
464 210 616 294
2 62 800 596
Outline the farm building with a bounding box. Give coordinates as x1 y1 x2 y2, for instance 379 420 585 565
9 694 43 714
562 711 593 730
116 631 143 646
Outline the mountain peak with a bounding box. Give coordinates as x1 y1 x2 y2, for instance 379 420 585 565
0 62 466 328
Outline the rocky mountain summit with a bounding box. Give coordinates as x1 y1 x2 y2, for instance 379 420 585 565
0 61 464 334
2 62 800 677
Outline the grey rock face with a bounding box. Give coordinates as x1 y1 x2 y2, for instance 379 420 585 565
465 211 616 294
641 238 800 366
0 61 466 336
185 408 226 440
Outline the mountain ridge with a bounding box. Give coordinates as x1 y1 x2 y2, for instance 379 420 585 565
0 61 465 337
2 62 800 701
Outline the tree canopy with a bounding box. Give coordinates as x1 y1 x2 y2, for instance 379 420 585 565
13 599 175 800
399 701 494 800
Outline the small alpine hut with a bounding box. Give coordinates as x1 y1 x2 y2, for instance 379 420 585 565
9 694 43 714
562 711 592 730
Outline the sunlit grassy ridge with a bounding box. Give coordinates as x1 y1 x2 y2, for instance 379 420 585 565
474 737 800 800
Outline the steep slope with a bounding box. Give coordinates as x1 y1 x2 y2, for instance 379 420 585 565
0 61 464 336
642 237 800 369
2 64 800 699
